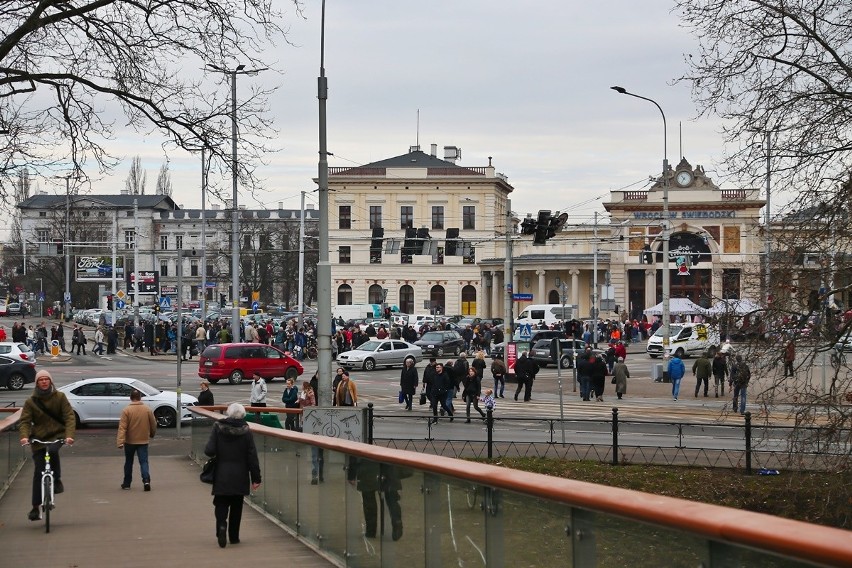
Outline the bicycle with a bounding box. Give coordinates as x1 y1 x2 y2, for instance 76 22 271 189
26 438 65 533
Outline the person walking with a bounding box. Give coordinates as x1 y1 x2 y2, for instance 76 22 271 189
692 351 712 397
427 362 454 424
93 326 105 356
204 403 261 548
613 356 630 399
589 351 608 402
490 355 507 398
461 367 486 423
668 353 686 401
335 370 358 407
198 381 214 406
19 370 75 521
298 382 322 484
117 389 157 491
783 340 796 377
712 351 728 398
731 354 752 415
73 325 87 355
399 357 419 411
576 347 593 401
471 350 487 380
513 352 538 402
249 372 267 408
281 378 300 431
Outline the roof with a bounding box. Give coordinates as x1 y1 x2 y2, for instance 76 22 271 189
361 150 466 169
18 194 179 210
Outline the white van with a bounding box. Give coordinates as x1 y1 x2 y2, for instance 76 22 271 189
333 304 382 322
647 323 720 359
516 304 577 328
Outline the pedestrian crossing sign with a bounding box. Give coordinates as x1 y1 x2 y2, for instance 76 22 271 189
519 324 532 341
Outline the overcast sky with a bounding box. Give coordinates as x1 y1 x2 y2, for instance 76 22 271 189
84 1 749 225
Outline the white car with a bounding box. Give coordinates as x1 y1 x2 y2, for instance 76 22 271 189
58 377 198 428
0 341 37 364
337 339 422 371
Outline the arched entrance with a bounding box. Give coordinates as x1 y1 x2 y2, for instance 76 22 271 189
430 285 446 315
461 285 477 316
337 284 352 305
368 284 385 305
399 285 414 314
548 289 560 303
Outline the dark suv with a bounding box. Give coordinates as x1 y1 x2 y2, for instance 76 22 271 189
530 338 601 369
198 343 303 384
491 329 566 359
414 330 465 356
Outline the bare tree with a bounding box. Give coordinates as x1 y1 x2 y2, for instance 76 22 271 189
155 161 172 197
0 0 301 202
126 156 146 195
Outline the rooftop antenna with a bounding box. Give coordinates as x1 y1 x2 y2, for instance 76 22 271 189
679 121 683 159
416 109 420 148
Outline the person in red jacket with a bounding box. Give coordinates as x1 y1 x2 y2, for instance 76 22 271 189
614 341 627 361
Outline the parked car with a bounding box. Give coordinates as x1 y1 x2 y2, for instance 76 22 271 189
414 330 465 357
6 302 21 316
0 355 36 390
198 343 303 384
530 338 602 369
0 341 37 364
492 329 567 360
58 377 198 428
336 339 422 371
456 317 482 328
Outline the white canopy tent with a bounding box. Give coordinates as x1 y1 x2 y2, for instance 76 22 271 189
643 298 708 316
707 299 764 315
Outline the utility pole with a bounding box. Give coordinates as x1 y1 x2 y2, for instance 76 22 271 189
133 199 140 327
64 176 71 321
503 199 514 373
176 248 184 439
592 212 599 348
764 131 771 304
201 147 208 323
298 190 306 327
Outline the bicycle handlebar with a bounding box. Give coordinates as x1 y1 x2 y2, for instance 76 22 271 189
25 439 67 446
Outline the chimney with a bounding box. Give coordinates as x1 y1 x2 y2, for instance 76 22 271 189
121 189 130 195
306 204 315 210
409 145 420 153
430 144 437 157
278 202 283 209
444 146 461 163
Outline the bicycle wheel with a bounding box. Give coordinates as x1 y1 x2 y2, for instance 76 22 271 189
42 476 52 533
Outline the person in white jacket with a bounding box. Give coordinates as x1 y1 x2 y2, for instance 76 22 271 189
93 327 106 356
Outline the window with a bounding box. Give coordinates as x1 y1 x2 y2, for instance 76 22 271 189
36 229 50 243
433 245 444 265
160 260 169 277
400 206 414 229
368 284 385 304
243 235 252 250
94 230 107 243
462 243 475 264
125 230 136 250
191 259 199 277
369 206 382 229
399 285 414 314
463 205 475 230
432 206 444 230
82 211 90 217
160 235 168 250
337 284 352 305
176 235 183 250
339 246 351 264
722 269 741 299
339 206 352 230
39 211 46 217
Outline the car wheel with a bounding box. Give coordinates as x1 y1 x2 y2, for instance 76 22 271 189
73 411 82 428
8 373 25 390
560 356 573 369
154 407 177 428
453 346 461 356
437 347 445 357
363 358 376 371
285 367 299 381
229 370 245 385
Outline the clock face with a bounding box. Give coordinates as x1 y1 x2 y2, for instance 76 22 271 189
676 171 693 187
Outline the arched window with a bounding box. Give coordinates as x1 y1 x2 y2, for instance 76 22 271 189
399 285 414 314
368 284 385 305
461 285 477 316
548 289 560 304
430 285 446 315
337 284 352 306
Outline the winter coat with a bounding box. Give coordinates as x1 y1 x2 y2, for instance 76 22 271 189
461 373 482 399
204 417 261 496
281 386 299 408
613 362 630 394
668 357 686 381
471 357 486 379
399 365 419 395
692 356 712 380
19 386 76 451
116 401 156 446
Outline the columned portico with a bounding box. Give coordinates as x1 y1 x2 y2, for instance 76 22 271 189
570 269 580 306
536 269 546 302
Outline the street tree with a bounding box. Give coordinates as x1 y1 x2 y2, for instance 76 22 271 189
0 0 298 204
155 162 172 197
125 156 146 196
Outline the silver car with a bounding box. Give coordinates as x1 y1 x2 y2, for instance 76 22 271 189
336 339 422 371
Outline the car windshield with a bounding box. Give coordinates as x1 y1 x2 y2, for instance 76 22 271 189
129 380 160 396
653 325 684 338
356 341 382 352
420 332 443 342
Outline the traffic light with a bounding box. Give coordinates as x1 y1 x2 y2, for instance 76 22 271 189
533 210 551 245
54 239 63 255
369 228 384 263
642 245 653 264
445 228 459 256
107 295 113 310
520 216 536 235
219 293 226 308
546 212 569 239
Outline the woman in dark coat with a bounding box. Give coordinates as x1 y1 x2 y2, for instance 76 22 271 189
204 403 261 548
399 358 419 411
461 367 486 422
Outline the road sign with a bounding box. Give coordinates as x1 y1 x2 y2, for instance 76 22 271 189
115 289 126 301
252 301 259 313
116 299 126 309
64 292 71 303
38 291 46 302
159 296 171 309
513 293 533 301
518 323 533 341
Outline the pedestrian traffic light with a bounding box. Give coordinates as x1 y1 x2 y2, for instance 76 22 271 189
107 295 113 310
642 244 653 264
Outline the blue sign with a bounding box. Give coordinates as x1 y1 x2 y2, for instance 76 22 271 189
38 291 46 302
159 296 171 309
116 299 126 309
64 292 71 303
518 324 533 341
513 293 533 301
251 301 260 313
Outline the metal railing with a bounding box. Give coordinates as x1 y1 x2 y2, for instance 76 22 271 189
0 409 25 502
190 406 852 567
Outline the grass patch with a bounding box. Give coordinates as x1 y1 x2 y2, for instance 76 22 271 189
473 457 851 530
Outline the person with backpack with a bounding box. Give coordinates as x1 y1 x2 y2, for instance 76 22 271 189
731 354 752 415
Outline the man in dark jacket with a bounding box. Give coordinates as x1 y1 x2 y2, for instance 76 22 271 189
399 357 419 411
428 362 454 424
712 351 728 398
576 347 593 401
204 403 261 548
692 352 712 397
513 352 538 402
589 352 608 402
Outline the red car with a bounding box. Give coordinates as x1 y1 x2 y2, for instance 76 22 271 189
198 343 303 384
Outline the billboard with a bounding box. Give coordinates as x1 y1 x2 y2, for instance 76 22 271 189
127 271 160 295
75 256 126 282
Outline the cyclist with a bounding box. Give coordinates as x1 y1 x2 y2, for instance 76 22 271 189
19 370 76 521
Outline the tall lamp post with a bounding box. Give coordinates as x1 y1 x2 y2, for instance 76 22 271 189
611 86 671 357
206 63 266 344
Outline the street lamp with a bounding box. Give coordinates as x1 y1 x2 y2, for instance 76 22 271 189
206 63 266 343
611 86 671 357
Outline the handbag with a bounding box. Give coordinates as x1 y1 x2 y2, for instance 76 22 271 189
398 390 405 404
419 391 427 405
200 456 217 484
